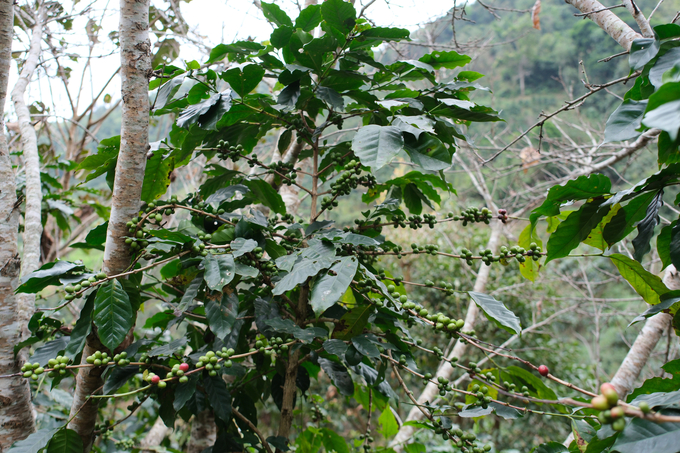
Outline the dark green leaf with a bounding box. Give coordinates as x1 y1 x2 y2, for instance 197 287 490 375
603 191 657 246
630 291 680 325
295 4 322 31
30 337 69 366
261 1 293 27
244 179 286 214
659 222 675 270
202 254 235 292
320 0 356 35
352 125 404 170
199 92 232 130
255 298 280 339
643 99 680 141
278 81 301 106
419 50 470 69
93 279 134 351
273 242 336 295
318 358 354 396
323 339 348 357
176 274 203 313
265 318 327 343
310 257 358 316
7 428 58 453
610 253 669 305
546 202 609 263
141 151 174 203
333 305 372 340
650 47 680 88
352 363 396 399
604 99 647 143
205 292 238 340
671 221 680 272
230 238 258 258
531 174 611 225
103 365 139 395
528 442 568 453
46 429 83 453
403 132 452 171
204 375 232 422
173 375 197 411
612 417 680 453
469 291 521 335
632 191 663 262
16 260 86 294
351 333 380 358
222 65 265 98
317 86 344 110
207 41 265 63
148 337 188 357
65 292 95 359
629 37 660 70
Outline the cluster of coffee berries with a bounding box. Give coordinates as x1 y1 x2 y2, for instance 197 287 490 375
436 375 456 396
426 312 465 334
467 362 494 381
404 213 436 229
64 272 108 299
216 141 245 161
470 383 493 408
86 350 110 366
145 201 174 220
268 160 298 184
46 355 70 377
591 383 627 431
115 438 136 450
449 207 493 226
165 362 190 382
497 208 508 223
197 348 234 376
146 372 170 387
502 380 524 395
411 243 439 255
359 429 374 451
21 362 45 380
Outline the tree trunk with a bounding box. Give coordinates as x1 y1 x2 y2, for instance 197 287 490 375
0 0 36 448
564 0 642 51
139 417 169 451
67 0 150 449
186 410 216 453
391 222 502 450
11 2 45 340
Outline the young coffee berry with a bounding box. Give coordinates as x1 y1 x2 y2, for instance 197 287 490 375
612 418 626 432
638 401 651 413
179 376 189 384
158 381 167 389
538 365 549 377
591 395 609 411
601 383 619 406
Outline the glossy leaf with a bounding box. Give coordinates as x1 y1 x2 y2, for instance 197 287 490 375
603 191 657 246
604 99 647 143
469 291 521 335
103 365 139 395
528 442 568 453
530 174 611 225
318 358 354 396
518 224 542 282
46 429 83 453
93 279 134 351
222 64 265 98
295 4 322 32
310 257 358 316
261 1 293 27
30 337 69 367
610 253 669 305
320 0 356 35
352 125 404 170
203 254 236 292
205 375 232 422
64 292 95 359
6 428 58 453
612 417 680 453
419 50 471 69
176 274 203 313
629 37 660 70
16 260 86 294
206 292 238 340
545 201 609 263
141 151 174 203
244 179 286 214
632 190 663 262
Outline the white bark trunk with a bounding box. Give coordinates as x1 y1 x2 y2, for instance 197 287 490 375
187 410 216 453
68 0 150 449
0 1 35 448
11 3 45 337
622 0 654 38
391 222 503 450
139 417 169 450
565 0 643 51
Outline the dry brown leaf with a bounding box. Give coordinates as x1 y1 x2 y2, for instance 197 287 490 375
520 146 540 173
531 0 541 30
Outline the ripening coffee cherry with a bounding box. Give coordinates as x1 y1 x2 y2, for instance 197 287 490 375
591 395 609 411
179 363 189 372
638 401 651 413
601 383 619 406
150 375 160 385
538 365 549 377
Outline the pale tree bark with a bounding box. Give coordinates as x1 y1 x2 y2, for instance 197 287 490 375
11 2 45 337
186 410 217 453
622 0 654 38
0 0 35 449
67 0 150 449
139 417 169 451
565 0 642 51
390 222 502 450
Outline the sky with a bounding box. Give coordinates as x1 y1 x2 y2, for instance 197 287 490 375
10 0 457 120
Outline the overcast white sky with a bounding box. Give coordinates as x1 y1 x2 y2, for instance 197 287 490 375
11 0 456 119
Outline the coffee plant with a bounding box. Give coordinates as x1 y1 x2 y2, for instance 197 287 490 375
6 3 680 453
